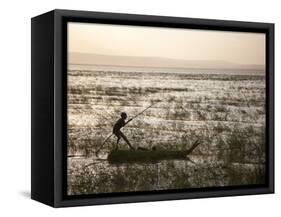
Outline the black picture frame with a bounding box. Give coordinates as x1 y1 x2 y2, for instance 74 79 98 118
31 9 274 207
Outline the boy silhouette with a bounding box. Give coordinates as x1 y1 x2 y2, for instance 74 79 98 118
113 112 134 150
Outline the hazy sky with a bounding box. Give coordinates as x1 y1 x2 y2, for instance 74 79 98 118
68 22 265 66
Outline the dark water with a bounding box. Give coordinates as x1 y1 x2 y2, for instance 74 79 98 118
67 155 265 195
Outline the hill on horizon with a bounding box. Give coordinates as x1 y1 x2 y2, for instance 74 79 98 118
68 52 265 71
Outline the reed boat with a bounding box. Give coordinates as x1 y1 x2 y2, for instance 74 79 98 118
107 140 200 163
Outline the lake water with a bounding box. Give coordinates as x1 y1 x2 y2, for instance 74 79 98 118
67 65 266 195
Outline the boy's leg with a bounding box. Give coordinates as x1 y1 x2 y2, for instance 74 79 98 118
115 132 120 150
120 131 134 149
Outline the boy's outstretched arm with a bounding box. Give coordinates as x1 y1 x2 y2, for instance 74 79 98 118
124 118 133 126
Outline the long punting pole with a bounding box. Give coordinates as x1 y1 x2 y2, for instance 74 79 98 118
130 103 156 121
95 102 159 156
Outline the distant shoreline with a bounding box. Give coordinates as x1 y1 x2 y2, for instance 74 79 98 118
68 64 265 75
68 52 265 72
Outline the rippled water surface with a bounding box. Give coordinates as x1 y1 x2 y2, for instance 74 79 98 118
67 65 266 195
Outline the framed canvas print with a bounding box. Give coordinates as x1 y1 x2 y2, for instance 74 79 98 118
31 9 274 207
